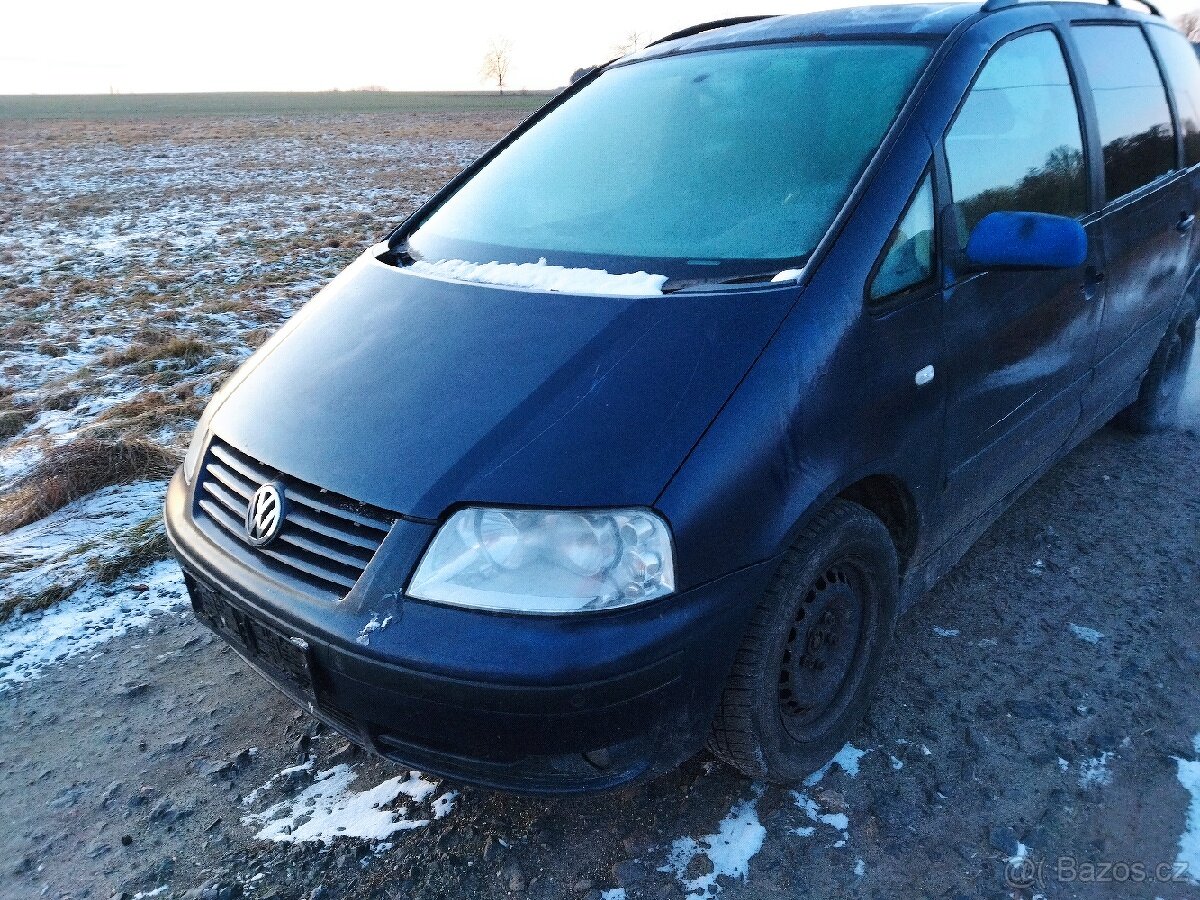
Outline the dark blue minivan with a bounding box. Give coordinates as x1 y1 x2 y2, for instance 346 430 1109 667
166 0 1200 792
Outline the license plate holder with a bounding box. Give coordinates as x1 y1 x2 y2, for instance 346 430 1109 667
190 579 314 696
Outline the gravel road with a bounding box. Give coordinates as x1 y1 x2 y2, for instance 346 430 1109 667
1 110 1198 900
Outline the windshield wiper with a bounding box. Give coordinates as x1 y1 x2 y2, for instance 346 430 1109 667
661 267 804 293
379 240 417 267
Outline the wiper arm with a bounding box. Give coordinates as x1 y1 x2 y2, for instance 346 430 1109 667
379 240 417 267
661 267 804 294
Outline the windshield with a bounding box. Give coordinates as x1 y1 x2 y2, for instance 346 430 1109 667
406 41 933 283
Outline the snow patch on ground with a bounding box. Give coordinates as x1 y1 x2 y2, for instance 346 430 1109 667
792 791 850 837
1069 623 1104 644
0 480 167 601
431 790 458 819
661 787 766 899
933 627 960 637
240 759 315 808
1078 751 1115 789
407 257 667 296
804 742 869 786
0 559 186 687
1174 734 1200 884
242 764 455 845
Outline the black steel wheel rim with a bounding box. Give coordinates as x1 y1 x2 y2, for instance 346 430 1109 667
778 564 873 742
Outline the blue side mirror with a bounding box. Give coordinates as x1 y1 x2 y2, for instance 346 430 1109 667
965 211 1087 271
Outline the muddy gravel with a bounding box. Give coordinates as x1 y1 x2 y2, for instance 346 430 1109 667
1 108 1199 900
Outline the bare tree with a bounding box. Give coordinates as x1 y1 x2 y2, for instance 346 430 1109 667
481 40 513 95
613 31 649 57
1178 11 1200 43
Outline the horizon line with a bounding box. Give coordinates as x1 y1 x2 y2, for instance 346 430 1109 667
0 87 565 98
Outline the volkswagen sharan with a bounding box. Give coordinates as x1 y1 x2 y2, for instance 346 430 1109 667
165 1 1200 792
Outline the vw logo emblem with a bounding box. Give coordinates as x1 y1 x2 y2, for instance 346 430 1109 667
245 482 285 547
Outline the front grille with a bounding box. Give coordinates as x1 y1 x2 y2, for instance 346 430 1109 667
194 437 395 600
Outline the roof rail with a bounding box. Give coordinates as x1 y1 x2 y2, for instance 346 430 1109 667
647 15 780 48
981 0 1161 17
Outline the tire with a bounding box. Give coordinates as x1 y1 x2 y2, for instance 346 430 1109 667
708 498 899 783
1115 309 1197 434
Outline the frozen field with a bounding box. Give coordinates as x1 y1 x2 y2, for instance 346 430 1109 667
1 103 1199 900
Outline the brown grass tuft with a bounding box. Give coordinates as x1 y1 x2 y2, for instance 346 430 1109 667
0 581 77 626
42 389 82 412
100 335 207 368
0 437 178 534
86 519 170 585
0 409 33 442
93 390 204 433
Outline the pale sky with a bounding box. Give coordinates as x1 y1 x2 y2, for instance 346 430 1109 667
2 0 1197 95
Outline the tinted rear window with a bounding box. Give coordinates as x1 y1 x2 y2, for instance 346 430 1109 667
1072 24 1175 201
1148 25 1200 167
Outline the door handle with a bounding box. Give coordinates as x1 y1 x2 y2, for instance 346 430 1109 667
1178 213 1196 234
1083 266 1105 302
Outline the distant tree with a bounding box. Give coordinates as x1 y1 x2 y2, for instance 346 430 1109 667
613 30 649 57
481 40 513 95
1176 10 1200 43
570 66 596 85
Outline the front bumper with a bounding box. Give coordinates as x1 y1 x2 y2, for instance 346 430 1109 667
164 468 775 793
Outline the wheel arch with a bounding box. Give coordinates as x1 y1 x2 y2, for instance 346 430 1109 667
775 470 924 582
835 474 921 576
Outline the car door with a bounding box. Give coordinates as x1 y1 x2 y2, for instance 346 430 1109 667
1067 22 1193 419
937 28 1103 529
1146 23 1200 265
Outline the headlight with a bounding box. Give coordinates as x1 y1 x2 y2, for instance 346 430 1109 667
408 507 675 614
182 402 217 483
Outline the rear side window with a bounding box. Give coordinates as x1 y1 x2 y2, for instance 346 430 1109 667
870 171 935 301
1148 25 1200 166
944 30 1087 249
1072 25 1175 200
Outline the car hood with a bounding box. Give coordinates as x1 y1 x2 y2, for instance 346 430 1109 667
209 249 796 520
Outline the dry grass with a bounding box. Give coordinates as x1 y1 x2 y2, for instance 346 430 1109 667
0 409 33 442
93 389 206 434
0 581 77 626
86 518 170 584
0 104 525 622
100 335 208 368
42 389 82 412
0 437 178 534
0 517 171 624
0 109 536 151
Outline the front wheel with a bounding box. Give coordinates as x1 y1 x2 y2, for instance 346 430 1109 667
708 499 899 782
